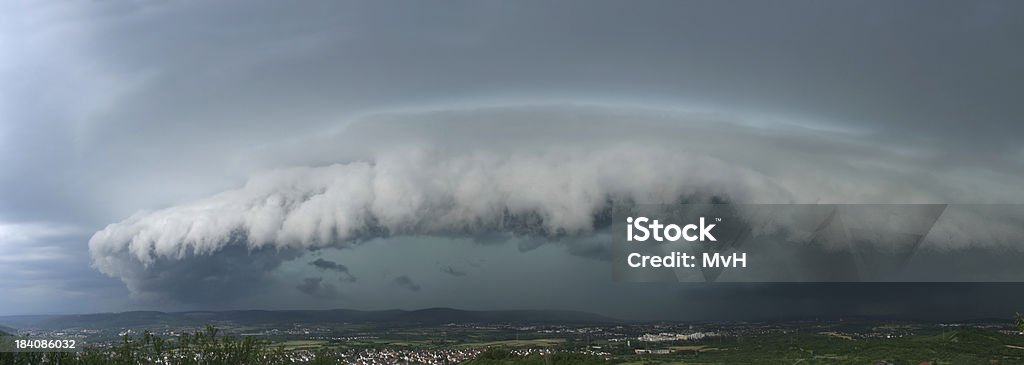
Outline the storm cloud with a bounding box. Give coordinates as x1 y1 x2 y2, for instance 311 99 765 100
4 0 1024 317
392 275 421 292
296 277 341 299
310 258 356 282
440 266 468 277
87 106 1024 301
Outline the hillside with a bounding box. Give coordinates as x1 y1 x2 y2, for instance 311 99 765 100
0 308 615 331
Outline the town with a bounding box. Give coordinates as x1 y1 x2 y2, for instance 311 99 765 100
4 310 1022 364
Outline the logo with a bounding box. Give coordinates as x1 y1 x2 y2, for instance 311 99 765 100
626 216 717 242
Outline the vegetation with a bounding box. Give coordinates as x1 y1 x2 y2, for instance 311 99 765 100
0 325 308 365
1 314 1023 365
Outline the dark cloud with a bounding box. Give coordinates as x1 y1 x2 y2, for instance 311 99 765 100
296 277 340 299
440 266 467 277
392 275 421 292
92 242 300 306
310 258 356 282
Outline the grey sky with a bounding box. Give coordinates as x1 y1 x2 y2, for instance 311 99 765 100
2 1 1023 318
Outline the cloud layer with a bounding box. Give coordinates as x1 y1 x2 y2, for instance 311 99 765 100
6 1 1024 316
87 106 1024 301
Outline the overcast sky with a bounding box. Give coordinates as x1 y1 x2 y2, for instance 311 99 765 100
2 0 1024 319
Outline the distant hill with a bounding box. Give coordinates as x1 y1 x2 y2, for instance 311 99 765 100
0 308 616 331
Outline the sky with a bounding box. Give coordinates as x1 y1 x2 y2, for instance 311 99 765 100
2 0 1024 319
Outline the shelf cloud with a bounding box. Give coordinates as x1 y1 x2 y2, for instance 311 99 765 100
87 106 1024 302
7 0 1023 315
